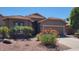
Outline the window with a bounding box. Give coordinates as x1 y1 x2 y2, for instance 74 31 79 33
20 22 24 26
14 21 24 26
15 22 18 26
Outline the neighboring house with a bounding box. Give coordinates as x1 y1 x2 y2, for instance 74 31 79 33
39 18 67 36
0 13 67 36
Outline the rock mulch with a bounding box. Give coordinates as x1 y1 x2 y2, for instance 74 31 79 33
0 39 70 51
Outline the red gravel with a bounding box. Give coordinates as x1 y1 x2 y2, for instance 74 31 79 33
0 39 70 51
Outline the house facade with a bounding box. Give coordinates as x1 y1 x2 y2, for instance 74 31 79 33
39 18 67 36
0 13 67 36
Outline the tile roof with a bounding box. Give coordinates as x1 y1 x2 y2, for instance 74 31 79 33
3 13 46 22
0 13 66 24
28 13 46 19
3 16 34 22
39 17 66 23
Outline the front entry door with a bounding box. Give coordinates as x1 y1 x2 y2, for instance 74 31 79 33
32 21 40 35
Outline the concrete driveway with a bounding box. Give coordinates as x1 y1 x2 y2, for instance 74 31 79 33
59 35 79 51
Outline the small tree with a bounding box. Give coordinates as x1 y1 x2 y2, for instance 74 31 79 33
69 7 79 31
0 26 10 39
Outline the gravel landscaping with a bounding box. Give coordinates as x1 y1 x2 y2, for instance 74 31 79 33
0 38 70 51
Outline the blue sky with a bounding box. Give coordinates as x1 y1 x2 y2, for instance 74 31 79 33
0 7 72 20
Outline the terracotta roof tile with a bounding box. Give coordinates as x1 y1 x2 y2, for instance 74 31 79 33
29 13 46 19
4 16 33 22
39 17 66 23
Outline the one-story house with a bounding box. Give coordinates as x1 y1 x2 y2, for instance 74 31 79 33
0 13 67 36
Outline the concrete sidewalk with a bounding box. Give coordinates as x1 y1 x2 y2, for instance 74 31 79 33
59 37 79 51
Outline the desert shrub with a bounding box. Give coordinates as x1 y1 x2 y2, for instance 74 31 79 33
0 26 9 33
0 26 10 38
10 26 33 39
38 33 57 45
41 29 59 37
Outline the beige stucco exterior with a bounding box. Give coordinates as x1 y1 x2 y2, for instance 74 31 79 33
0 16 5 26
4 18 32 28
39 18 66 36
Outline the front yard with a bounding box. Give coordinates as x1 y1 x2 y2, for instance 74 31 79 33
1 35 79 51
0 26 74 51
0 26 79 51
0 38 70 51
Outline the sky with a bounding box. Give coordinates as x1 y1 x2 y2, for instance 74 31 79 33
0 7 72 20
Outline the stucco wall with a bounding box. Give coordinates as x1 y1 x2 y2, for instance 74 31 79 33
40 20 65 25
40 20 66 36
6 19 32 28
0 17 4 26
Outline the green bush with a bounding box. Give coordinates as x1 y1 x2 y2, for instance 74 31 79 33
11 26 33 37
38 33 57 45
13 26 33 31
0 26 9 33
74 29 79 38
0 26 10 38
